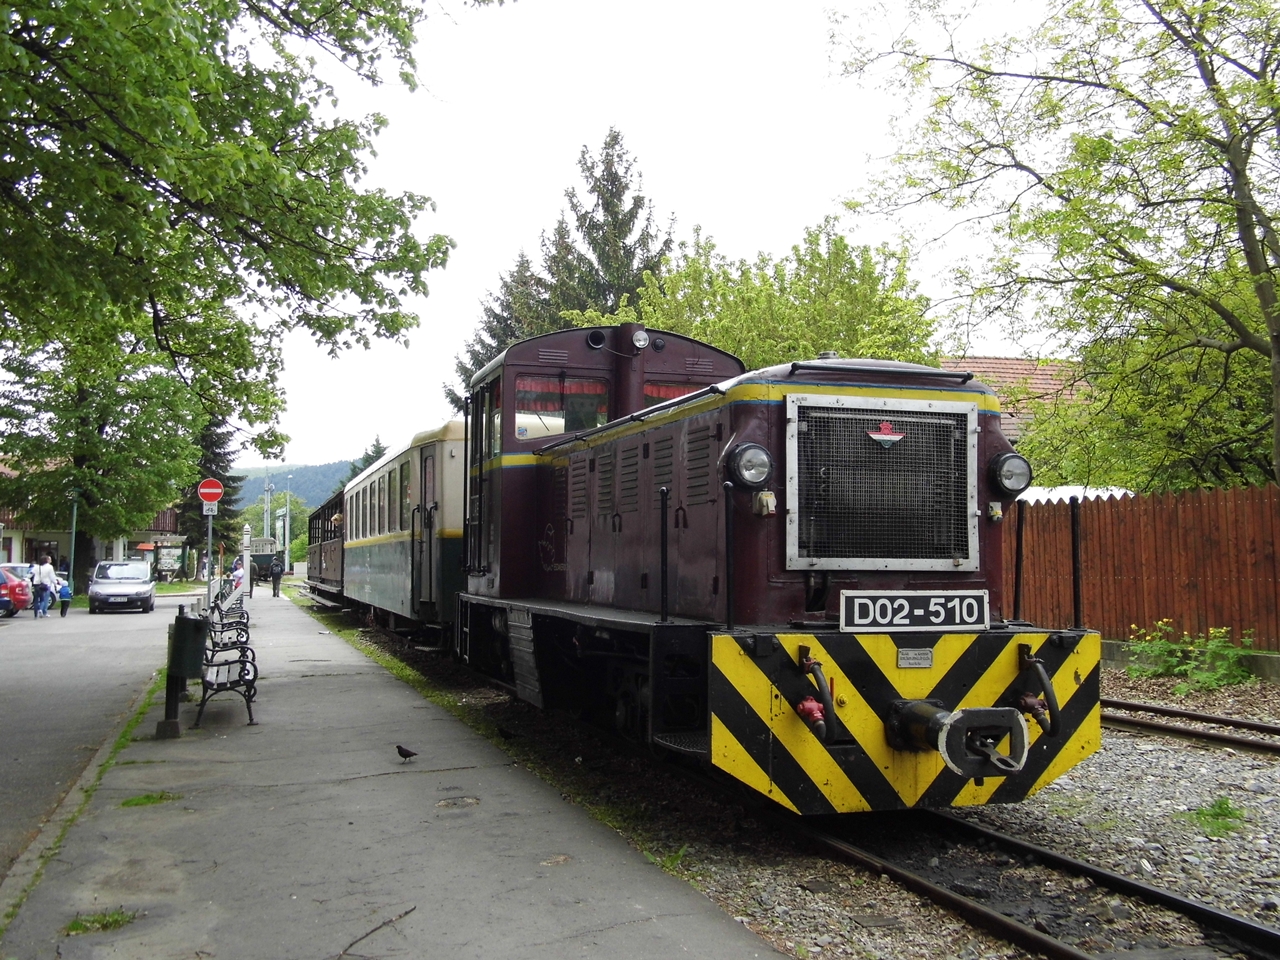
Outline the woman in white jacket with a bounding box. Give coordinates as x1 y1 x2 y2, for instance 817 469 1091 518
34 555 57 618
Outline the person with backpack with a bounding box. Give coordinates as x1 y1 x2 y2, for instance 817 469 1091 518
269 556 284 597
56 576 72 617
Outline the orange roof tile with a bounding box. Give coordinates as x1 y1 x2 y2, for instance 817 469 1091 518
939 356 1081 442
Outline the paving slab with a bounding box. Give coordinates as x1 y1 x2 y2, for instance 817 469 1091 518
0 592 776 959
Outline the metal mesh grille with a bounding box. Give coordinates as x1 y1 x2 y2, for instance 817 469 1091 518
795 405 970 562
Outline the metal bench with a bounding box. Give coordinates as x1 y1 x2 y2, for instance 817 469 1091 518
193 648 259 727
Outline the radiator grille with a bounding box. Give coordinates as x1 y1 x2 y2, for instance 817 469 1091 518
792 402 974 567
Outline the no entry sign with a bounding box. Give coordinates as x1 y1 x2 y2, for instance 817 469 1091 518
197 478 225 503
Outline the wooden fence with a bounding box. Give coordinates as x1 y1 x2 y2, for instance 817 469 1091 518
1001 485 1280 652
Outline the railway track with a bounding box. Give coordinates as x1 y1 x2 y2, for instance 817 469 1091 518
1101 698 1280 754
796 811 1280 960
363 625 1279 959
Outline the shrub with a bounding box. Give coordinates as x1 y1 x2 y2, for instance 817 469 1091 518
1126 621 1253 693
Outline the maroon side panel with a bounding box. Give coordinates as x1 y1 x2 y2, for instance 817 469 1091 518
483 325 744 602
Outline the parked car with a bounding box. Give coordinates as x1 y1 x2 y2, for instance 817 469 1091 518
0 567 31 616
88 561 156 614
0 562 33 583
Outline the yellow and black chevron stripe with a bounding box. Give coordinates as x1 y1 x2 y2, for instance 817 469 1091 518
709 629 1100 814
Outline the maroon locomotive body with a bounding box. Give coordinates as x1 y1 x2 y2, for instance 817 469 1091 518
452 322 1100 814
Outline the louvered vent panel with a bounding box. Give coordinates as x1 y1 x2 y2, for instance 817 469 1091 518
596 451 615 519
552 467 567 520
685 425 715 506
618 446 640 513
569 459 589 521
652 436 675 504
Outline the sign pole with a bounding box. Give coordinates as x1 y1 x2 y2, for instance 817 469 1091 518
196 478 225 611
206 509 214 612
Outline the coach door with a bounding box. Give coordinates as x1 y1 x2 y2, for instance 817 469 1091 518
417 449 436 610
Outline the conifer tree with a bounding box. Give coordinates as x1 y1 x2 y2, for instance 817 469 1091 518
175 418 246 574
446 129 672 407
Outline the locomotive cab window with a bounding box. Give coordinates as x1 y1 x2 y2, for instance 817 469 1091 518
513 375 609 440
644 382 702 407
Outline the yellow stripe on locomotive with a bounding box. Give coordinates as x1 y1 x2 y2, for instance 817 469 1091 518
709 628 1101 814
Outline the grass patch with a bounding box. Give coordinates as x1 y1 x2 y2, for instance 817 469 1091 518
64 908 137 936
0 669 166 941
120 791 181 808
1178 796 1245 837
644 843 691 871
155 580 207 595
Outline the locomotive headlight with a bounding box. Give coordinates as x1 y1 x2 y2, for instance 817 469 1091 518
991 452 1033 497
631 329 651 350
728 443 774 489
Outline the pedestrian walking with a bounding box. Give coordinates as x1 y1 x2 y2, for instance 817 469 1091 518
33 555 57 618
269 556 284 597
57 577 72 617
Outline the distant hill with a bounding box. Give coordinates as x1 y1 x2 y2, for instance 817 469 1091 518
233 462 352 509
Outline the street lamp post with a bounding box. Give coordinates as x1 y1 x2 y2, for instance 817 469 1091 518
68 489 80 592
262 477 274 540
285 474 293 570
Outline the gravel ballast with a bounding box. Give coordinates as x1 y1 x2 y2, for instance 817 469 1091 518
345 614 1280 960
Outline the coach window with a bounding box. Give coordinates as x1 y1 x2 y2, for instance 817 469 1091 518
345 495 352 542
376 476 385 534
513 375 610 440
361 487 369 539
387 471 397 532
644 382 702 407
399 462 411 524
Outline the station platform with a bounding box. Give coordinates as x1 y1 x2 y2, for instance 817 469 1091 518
0 592 776 959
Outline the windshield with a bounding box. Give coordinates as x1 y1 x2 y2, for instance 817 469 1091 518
94 562 150 581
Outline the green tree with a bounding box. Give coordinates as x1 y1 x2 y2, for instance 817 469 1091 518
174 417 247 575
565 220 934 371
240 490 311 545
334 437 388 493
1017 334 1273 491
1 0 459 454
444 253 554 410
0 315 202 588
446 128 673 406
289 531 309 565
839 0 1280 483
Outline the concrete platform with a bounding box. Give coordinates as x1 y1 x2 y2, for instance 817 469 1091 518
1 594 777 959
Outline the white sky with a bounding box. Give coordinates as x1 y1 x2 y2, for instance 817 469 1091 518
238 0 1001 468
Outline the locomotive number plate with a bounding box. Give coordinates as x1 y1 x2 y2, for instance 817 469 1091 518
839 590 990 633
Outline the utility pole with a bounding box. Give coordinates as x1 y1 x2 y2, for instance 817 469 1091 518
285 474 293 570
262 476 274 540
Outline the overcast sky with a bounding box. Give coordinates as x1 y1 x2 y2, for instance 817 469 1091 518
237 0 992 469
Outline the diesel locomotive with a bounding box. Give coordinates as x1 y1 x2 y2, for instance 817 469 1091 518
308 323 1100 814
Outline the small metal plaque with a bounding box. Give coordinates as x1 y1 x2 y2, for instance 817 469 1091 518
897 648 934 669
202 502 218 515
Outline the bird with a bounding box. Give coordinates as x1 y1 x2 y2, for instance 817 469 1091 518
395 745 417 763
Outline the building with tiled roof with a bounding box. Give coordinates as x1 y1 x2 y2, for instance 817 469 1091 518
939 356 1079 443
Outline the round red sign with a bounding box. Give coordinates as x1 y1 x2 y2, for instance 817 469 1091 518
197 478 225 503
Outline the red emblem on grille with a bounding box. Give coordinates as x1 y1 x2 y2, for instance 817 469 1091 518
868 420 904 448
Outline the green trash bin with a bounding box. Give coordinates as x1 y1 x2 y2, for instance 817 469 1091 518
169 615 209 679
